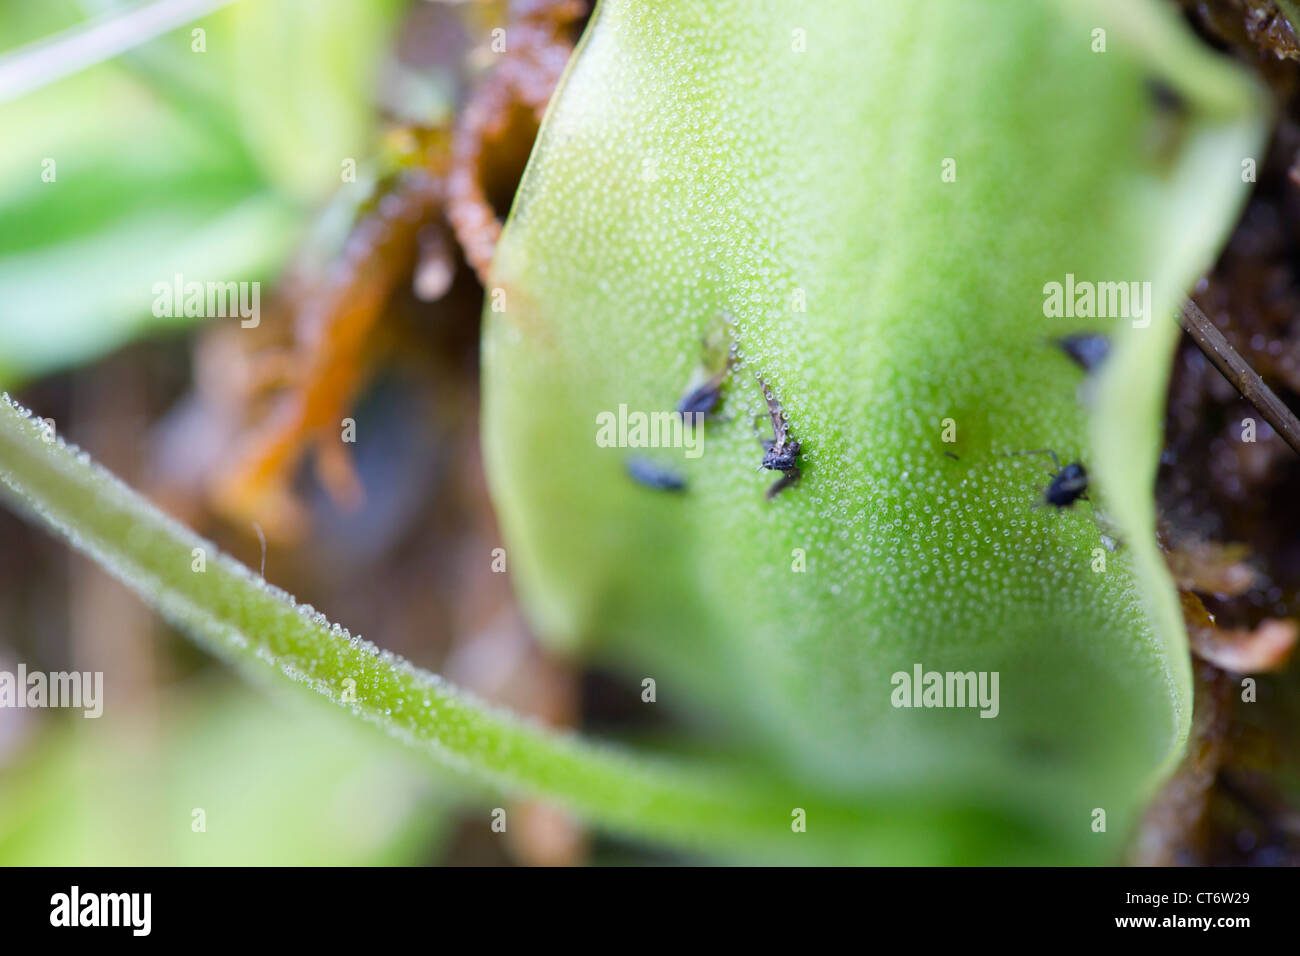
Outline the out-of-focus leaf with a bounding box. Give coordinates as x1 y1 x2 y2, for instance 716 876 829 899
0 0 406 382
0 683 447 865
216 0 407 199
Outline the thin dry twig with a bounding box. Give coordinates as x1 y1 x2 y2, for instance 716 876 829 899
1178 297 1300 457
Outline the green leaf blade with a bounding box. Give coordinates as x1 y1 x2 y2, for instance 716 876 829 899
482 0 1268 861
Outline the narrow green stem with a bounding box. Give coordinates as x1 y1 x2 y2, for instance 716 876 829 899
0 393 897 862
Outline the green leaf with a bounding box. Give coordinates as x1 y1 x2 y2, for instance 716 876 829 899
0 683 449 865
0 0 405 382
481 0 1267 862
214 0 408 200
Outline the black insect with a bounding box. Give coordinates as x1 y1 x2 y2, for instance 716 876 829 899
625 457 687 493
756 376 801 499
1053 333 1110 374
677 322 735 420
1143 77 1188 167
1006 449 1088 509
676 365 730 419
1145 77 1186 115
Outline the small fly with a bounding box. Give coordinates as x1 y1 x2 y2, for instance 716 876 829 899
677 318 735 420
756 376 801 499
1005 449 1088 509
625 456 687 493
676 364 730 419
1053 333 1110 374
1143 76 1189 167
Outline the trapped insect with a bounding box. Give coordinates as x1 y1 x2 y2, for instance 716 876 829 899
625 456 687 493
1005 449 1089 509
755 376 801 499
677 319 736 419
676 367 729 419
1053 333 1110 374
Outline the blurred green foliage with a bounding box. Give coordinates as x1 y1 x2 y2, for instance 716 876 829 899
0 0 406 383
0 682 446 865
0 0 439 865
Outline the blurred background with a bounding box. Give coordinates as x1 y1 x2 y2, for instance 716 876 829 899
1 0 1300 865
0 0 666 866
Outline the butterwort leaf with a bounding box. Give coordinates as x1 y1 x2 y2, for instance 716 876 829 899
482 0 1267 861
